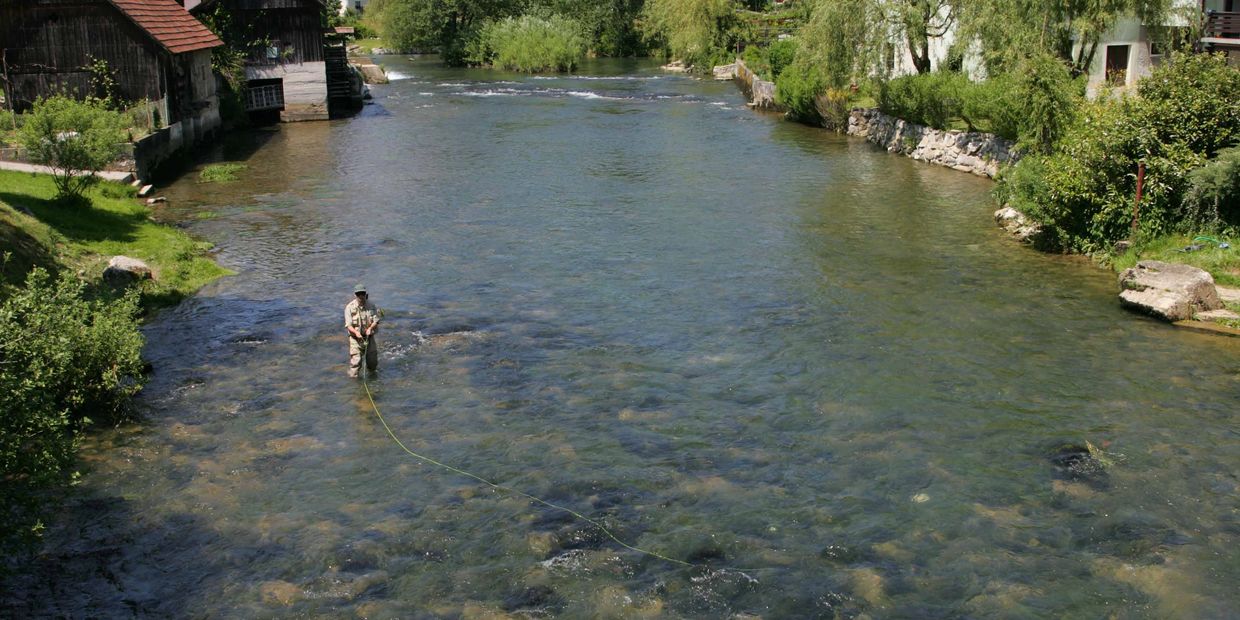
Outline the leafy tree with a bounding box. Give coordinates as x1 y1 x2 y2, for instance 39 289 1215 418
18 96 127 202
537 0 648 56
640 0 740 69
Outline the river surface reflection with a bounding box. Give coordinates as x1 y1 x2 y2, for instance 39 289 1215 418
5 57 1238 617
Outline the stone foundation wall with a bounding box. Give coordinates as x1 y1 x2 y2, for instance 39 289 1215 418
248 61 330 122
846 108 1017 178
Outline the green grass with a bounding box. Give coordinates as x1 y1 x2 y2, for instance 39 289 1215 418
200 162 247 183
353 38 386 54
0 169 232 308
1112 233 1240 288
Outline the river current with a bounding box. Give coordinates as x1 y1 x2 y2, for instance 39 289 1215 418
4 57 1238 618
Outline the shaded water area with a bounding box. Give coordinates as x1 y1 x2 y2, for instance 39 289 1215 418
5 57 1238 617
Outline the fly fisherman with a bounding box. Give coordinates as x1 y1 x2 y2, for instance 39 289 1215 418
345 284 380 377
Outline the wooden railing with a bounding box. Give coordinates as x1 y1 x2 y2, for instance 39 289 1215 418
1204 11 1240 40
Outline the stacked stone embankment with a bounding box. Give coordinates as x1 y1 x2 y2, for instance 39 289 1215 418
846 108 1017 178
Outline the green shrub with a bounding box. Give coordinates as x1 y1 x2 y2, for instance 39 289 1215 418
741 45 772 78
18 96 127 201
0 267 145 554
877 71 969 130
0 109 21 130
775 60 826 123
476 14 587 72
766 38 798 80
997 54 1238 253
960 74 1022 140
1183 146 1240 231
1136 52 1240 159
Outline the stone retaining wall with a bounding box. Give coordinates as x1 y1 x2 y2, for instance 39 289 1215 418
846 108 1017 178
733 60 779 110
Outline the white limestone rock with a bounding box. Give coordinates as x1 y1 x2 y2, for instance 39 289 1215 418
1118 261 1223 322
103 255 153 287
994 206 1041 243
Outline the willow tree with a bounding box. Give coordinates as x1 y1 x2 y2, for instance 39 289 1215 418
792 0 958 85
955 0 1173 77
792 0 885 88
640 0 740 69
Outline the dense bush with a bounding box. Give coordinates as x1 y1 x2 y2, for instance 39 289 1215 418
18 96 127 201
996 53 1239 253
877 71 970 130
1136 52 1240 159
775 61 826 122
474 14 587 72
876 54 1080 149
765 38 798 79
1182 147 1240 232
0 267 145 554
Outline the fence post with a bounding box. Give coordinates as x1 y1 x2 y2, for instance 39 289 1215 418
1131 160 1145 235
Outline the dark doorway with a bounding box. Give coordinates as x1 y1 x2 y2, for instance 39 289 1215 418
1105 45 1130 85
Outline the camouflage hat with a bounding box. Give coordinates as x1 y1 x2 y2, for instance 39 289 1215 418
353 284 367 294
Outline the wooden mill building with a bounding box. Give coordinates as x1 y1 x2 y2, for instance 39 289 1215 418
191 0 355 122
0 0 223 144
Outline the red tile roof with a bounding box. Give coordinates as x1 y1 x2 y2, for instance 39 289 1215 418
109 0 223 55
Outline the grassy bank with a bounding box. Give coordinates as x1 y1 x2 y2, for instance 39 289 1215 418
0 169 232 307
352 37 387 54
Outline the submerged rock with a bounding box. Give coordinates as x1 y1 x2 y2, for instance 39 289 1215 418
1049 443 1110 486
1118 261 1222 322
820 544 862 565
502 585 563 614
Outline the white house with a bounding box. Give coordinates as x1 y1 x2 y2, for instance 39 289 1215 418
340 0 368 15
883 0 1239 97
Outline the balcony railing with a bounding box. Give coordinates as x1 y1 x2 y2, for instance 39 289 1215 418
1203 11 1240 44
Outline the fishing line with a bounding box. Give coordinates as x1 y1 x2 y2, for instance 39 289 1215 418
359 377 693 568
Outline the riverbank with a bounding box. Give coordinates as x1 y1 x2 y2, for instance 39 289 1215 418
716 61 1240 331
0 169 232 306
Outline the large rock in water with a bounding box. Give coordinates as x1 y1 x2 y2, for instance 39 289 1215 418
103 255 153 287
1118 261 1222 321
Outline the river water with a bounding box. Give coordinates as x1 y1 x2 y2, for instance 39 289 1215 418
5 57 1238 618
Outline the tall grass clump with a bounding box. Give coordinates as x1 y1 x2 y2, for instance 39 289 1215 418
476 15 587 72
200 162 247 183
